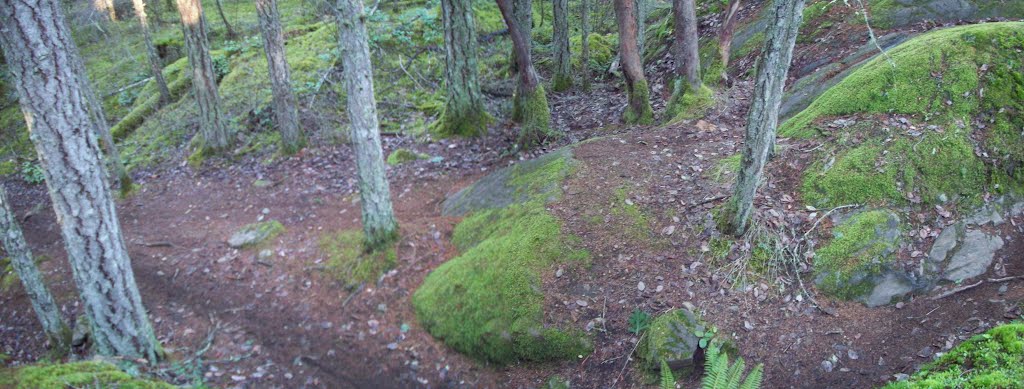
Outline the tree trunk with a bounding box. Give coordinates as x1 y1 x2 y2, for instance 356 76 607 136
435 0 489 137
613 0 653 124
336 0 399 250
634 0 648 56
725 0 804 236
176 0 231 154
509 0 531 76
551 0 572 91
498 0 553 149
664 0 703 120
718 0 742 83
133 0 173 106
256 0 304 154
0 0 161 361
580 0 591 91
214 0 237 38
0 186 69 352
97 0 117 21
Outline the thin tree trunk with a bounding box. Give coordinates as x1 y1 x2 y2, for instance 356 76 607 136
634 0 648 56
0 186 69 352
551 0 572 91
176 0 231 154
614 0 653 124
509 0 532 76
133 0 173 105
718 0 742 83
336 0 399 250
725 0 804 236
0 0 161 361
256 0 304 153
96 0 117 21
674 0 701 90
436 0 489 137
498 0 554 148
214 0 237 38
580 0 591 91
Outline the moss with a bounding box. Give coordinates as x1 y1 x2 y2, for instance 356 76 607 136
623 79 654 125
869 0 1024 30
570 33 618 75
638 309 705 373
611 186 654 242
885 323 1024 388
320 229 397 288
386 148 430 166
12 361 173 389
230 220 285 249
515 85 556 148
429 102 492 138
708 237 733 262
546 375 571 389
698 38 725 86
813 210 901 299
110 58 192 140
508 150 575 200
710 154 741 184
732 31 764 61
552 72 573 92
664 82 715 123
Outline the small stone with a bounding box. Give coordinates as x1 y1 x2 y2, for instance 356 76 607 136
894 373 910 381
231 375 246 381
821 360 834 372
848 350 859 360
999 284 1009 295
637 281 646 291
387 342 398 350
258 249 273 260
556 268 564 278
917 346 934 358
895 302 905 309
262 208 271 215
655 285 664 293
377 303 387 312
743 321 754 331
576 299 588 307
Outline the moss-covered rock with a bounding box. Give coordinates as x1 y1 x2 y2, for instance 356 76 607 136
414 149 590 364
320 229 397 287
514 85 556 148
869 0 1024 30
884 322 1024 388
386 148 430 166
623 79 654 125
638 309 705 375
9 360 173 389
813 210 902 300
227 220 285 248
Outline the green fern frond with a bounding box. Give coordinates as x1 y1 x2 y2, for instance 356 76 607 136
703 352 730 389
660 360 675 389
725 357 746 389
739 364 764 389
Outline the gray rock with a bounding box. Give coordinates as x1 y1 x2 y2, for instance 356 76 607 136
864 272 916 308
640 309 705 373
928 226 960 264
228 220 284 248
874 0 1023 29
440 148 574 216
942 230 1003 282
965 205 1005 226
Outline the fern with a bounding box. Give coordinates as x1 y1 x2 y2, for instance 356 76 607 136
700 342 764 389
660 360 675 389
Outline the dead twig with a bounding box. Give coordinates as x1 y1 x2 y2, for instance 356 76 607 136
614 333 645 384
803 204 861 240
930 280 984 300
988 275 1024 283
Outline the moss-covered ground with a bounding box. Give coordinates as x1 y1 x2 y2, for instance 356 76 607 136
320 229 397 288
4 360 173 389
813 210 901 299
885 322 1024 388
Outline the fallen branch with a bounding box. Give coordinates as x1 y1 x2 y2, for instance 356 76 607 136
137 241 173 248
614 333 645 385
686 195 728 210
988 275 1024 283
103 77 153 98
930 280 984 300
802 203 861 240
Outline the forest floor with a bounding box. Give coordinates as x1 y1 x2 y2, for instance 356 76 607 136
2 72 1023 389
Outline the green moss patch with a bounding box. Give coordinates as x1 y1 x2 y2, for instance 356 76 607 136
227 220 285 249
570 33 618 75
638 309 705 373
10 361 173 389
611 186 655 242
386 148 430 166
515 85 555 148
320 229 397 288
664 82 715 123
885 322 1024 388
813 210 901 299
623 80 654 125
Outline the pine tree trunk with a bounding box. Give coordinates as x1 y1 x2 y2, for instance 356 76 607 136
0 0 161 361
614 0 653 124
498 0 553 148
133 0 173 105
214 0 236 38
436 0 489 137
551 0 572 91
580 0 592 91
509 0 532 76
0 186 69 352
176 0 231 153
673 0 701 90
99 0 118 21
718 0 742 83
725 0 804 236
256 0 304 153
336 0 399 250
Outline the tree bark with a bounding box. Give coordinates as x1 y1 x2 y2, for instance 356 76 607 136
725 0 804 236
0 185 69 352
336 0 399 250
214 0 237 38
97 0 117 21
613 0 653 124
436 0 489 137
176 0 231 154
256 0 304 153
634 0 648 56
673 0 701 90
551 0 572 91
718 0 742 83
580 0 592 91
509 0 531 76
498 0 553 148
0 0 161 361
133 0 173 106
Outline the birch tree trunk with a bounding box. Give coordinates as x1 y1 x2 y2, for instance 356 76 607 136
0 186 69 352
580 0 592 91
435 0 489 137
498 0 554 149
256 0 304 154
176 0 231 154
133 0 173 105
336 0 399 250
718 0 742 83
614 0 653 125
724 0 804 236
214 0 236 38
0 0 162 361
551 0 572 91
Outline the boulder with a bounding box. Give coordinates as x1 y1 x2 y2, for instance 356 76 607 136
640 309 705 374
228 220 284 248
942 229 1003 282
441 148 574 216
